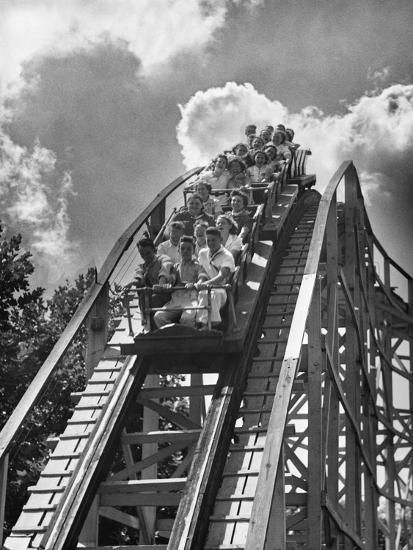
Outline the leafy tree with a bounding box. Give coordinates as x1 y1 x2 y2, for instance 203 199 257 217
0 224 112 532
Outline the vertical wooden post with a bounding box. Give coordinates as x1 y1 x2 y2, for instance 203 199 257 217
343 171 361 547
307 279 323 549
408 278 413 550
189 373 205 426
78 496 99 547
140 374 159 543
326 193 339 535
382 258 396 550
0 453 9 549
85 283 109 379
121 431 151 544
365 225 379 549
265 447 285 550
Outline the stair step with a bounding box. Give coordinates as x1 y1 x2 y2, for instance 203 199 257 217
23 503 58 512
243 391 276 397
28 485 67 494
247 373 279 379
75 404 105 411
238 408 272 414
42 471 73 477
209 514 250 522
60 433 91 440
52 452 81 459
9 525 48 533
67 418 98 425
229 445 264 452
222 469 260 477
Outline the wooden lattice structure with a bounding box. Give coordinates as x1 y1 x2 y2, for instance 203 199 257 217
0 159 412 550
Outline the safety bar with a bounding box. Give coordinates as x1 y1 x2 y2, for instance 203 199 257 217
124 283 236 335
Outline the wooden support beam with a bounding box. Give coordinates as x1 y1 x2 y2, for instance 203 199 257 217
266 447 286 549
136 395 201 431
307 280 323 549
139 384 215 398
78 496 99 547
121 428 151 544
99 506 140 530
322 493 364 549
189 373 206 426
99 479 187 494
85 283 109 378
140 374 159 543
0 454 8 549
112 439 194 482
121 429 200 445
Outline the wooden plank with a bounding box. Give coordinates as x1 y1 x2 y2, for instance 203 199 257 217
111 439 193 481
139 385 215 398
81 546 167 550
38 355 148 550
0 454 9 549
307 280 323 549
322 493 364 548
99 506 140 530
140 373 159 543
121 429 200 445
266 447 286 548
136 395 201 430
100 493 181 507
85 283 109 378
99 479 187 493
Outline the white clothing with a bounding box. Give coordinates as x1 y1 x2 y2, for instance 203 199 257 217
202 170 230 189
153 259 202 328
197 246 235 324
157 240 180 264
198 246 236 279
247 164 269 183
275 144 292 161
197 288 228 324
154 289 198 328
223 234 243 255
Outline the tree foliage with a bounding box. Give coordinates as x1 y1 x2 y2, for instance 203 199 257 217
0 224 115 531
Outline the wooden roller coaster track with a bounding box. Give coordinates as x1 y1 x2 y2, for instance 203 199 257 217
1 157 412 550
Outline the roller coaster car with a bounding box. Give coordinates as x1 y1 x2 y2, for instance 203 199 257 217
121 279 240 355
132 323 225 354
121 200 267 357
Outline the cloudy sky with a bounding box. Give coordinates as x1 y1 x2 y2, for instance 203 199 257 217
1 0 413 289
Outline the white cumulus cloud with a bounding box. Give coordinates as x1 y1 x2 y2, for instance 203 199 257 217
177 81 413 201
0 129 77 284
0 0 229 91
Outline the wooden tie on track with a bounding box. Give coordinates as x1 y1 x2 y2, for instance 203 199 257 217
203 201 319 550
4 313 142 550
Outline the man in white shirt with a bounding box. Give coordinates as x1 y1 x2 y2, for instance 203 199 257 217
157 221 185 263
195 227 235 328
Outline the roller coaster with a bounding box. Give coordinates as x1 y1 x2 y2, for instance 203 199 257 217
0 149 412 549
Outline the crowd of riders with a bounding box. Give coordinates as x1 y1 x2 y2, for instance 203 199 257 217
132 123 300 331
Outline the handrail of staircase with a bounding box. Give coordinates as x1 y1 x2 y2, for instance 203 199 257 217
0 167 203 463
